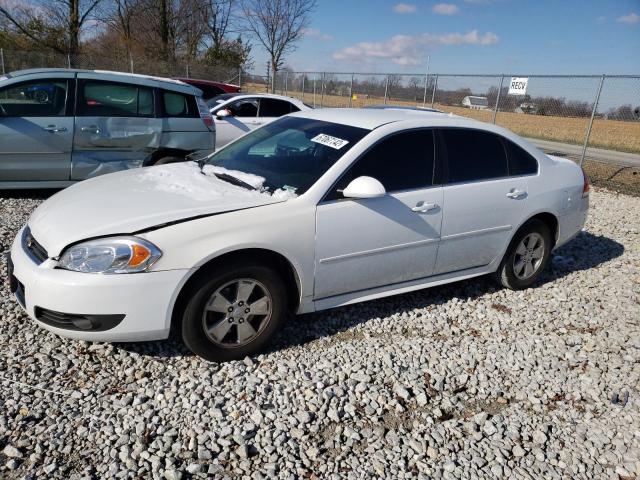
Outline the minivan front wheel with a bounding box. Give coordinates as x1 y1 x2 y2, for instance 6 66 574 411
496 219 552 290
181 263 287 362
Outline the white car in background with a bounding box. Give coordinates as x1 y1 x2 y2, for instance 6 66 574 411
8 108 589 362
207 93 311 149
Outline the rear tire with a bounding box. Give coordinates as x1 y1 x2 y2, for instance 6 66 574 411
495 219 552 290
180 261 287 362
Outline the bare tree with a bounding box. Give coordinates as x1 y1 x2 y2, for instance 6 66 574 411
0 0 101 62
99 0 141 59
242 0 316 92
201 0 235 50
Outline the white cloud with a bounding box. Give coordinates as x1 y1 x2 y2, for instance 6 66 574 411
301 28 334 41
433 3 459 15
617 12 640 25
393 3 417 14
463 0 494 4
332 30 499 66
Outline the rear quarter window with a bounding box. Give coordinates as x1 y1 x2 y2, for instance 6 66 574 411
505 139 538 176
441 129 508 183
162 91 199 118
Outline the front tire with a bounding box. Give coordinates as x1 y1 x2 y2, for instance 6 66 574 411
495 219 552 290
180 262 287 362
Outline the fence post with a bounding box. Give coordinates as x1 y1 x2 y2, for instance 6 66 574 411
67 53 71 69
349 74 354 107
320 72 325 107
238 68 242 88
284 71 288 96
581 74 605 166
186 64 189 78
313 75 316 107
129 51 134 73
431 74 438 108
0 49 4 75
492 75 504 124
383 75 389 105
422 74 429 108
301 75 305 102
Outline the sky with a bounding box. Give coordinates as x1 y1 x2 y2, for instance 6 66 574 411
251 0 640 76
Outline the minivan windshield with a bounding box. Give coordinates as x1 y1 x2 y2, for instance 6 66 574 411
205 116 370 195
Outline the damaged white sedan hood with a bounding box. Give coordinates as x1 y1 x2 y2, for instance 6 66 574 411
28 163 293 256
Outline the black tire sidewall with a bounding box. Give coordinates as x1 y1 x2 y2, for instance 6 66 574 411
499 219 552 290
181 264 287 362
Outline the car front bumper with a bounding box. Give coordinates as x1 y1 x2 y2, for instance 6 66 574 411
8 227 190 342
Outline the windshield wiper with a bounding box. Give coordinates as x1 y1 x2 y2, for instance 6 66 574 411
213 172 257 191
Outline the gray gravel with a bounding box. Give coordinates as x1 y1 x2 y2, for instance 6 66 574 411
1 188 639 479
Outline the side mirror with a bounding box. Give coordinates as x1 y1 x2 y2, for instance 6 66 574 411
342 176 386 199
216 108 232 119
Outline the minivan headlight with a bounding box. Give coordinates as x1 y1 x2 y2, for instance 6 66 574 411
58 237 162 274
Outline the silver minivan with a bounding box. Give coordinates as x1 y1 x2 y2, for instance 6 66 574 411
0 69 215 188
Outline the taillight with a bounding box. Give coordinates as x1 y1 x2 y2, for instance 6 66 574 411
202 115 214 131
196 97 215 132
581 167 590 197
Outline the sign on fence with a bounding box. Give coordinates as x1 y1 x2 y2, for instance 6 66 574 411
508 77 529 95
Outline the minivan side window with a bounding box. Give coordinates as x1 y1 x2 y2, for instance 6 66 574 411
79 81 153 117
259 98 293 117
504 139 538 176
163 91 198 117
441 129 508 183
0 80 68 117
327 129 436 200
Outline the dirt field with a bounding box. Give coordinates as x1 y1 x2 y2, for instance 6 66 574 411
244 83 640 154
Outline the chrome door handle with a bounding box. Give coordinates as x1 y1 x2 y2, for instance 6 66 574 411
81 125 100 133
43 125 67 132
506 189 526 199
412 202 439 213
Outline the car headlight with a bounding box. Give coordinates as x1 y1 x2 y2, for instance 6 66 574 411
58 237 162 274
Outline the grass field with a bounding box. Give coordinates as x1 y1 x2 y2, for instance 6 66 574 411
244 83 640 154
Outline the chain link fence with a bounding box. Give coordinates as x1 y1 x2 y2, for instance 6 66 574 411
1 48 638 193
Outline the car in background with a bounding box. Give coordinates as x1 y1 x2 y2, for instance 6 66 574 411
207 93 311 149
8 108 589 361
0 68 215 189
176 78 241 100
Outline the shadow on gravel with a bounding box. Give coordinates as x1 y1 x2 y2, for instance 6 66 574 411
116 231 624 360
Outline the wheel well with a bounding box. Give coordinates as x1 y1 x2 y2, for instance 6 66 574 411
144 148 191 166
529 212 559 247
171 249 301 330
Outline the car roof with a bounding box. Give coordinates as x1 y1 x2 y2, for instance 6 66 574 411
5 68 199 95
176 77 238 88
287 107 479 130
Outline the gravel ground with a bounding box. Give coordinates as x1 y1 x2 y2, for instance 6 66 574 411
0 188 638 480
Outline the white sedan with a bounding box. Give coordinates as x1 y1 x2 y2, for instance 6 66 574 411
8 108 589 361
207 93 311 149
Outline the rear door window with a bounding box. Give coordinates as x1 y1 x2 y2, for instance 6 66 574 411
79 81 153 117
440 129 508 183
0 79 69 117
259 98 294 117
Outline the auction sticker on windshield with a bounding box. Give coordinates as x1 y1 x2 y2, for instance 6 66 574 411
311 134 349 149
